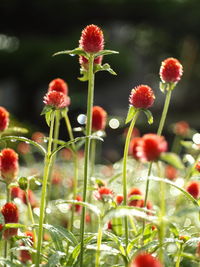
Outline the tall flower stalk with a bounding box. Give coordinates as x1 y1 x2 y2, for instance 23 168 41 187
143 57 183 262
123 85 155 248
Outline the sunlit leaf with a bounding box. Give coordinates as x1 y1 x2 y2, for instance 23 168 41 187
95 49 119 57
160 152 184 170
125 106 137 124
53 47 88 57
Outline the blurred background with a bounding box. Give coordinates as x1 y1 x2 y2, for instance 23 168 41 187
0 0 200 161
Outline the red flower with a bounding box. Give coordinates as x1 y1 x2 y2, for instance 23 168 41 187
11 186 24 199
186 181 200 199
137 134 168 162
131 253 163 267
130 137 143 160
48 78 68 95
31 131 45 144
129 85 155 109
0 148 19 183
165 165 177 180
1 202 19 239
160 57 183 83
107 221 112 230
79 55 103 70
173 121 190 136
79 24 104 53
75 195 82 213
43 90 70 109
196 161 200 173
116 195 124 205
17 142 30 155
20 231 34 263
128 188 142 207
95 187 114 202
0 106 9 131
92 106 107 131
59 148 72 161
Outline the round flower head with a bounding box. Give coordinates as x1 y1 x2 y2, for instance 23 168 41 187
165 165 177 180
131 253 163 267
130 137 143 160
196 161 200 173
79 55 103 70
79 24 104 53
31 131 45 144
43 90 70 109
48 78 68 95
173 121 190 136
17 142 30 155
75 195 82 213
115 195 124 205
129 85 155 109
20 231 34 263
1 202 19 239
128 188 142 207
92 106 107 131
186 181 200 199
0 148 19 183
0 106 9 131
138 134 168 162
160 57 183 83
94 187 114 202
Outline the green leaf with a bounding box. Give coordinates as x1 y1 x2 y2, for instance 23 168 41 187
40 105 53 116
3 127 28 134
0 259 20 267
160 152 184 170
42 224 78 247
111 217 124 236
53 47 88 57
125 106 137 124
56 200 101 218
0 136 46 155
95 49 119 57
78 69 89 82
4 223 26 229
141 109 154 124
44 251 65 267
104 231 126 256
159 82 167 93
95 63 117 75
66 235 96 267
149 176 199 207
45 110 53 127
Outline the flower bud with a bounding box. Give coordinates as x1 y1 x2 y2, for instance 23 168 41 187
92 106 107 131
1 202 19 239
165 165 177 180
0 106 9 132
129 85 155 109
43 90 70 109
79 24 104 53
160 57 183 83
173 121 190 136
0 148 19 183
48 78 68 95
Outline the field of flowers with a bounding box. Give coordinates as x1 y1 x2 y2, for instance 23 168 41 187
0 24 199 267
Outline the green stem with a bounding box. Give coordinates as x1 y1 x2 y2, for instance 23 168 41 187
89 139 96 232
64 113 78 232
176 244 183 267
46 110 60 215
35 111 55 267
122 111 140 248
95 222 102 267
171 135 182 154
25 190 37 263
80 54 95 267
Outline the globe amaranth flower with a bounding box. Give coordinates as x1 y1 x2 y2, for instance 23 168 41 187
160 57 183 83
196 161 200 173
31 131 45 144
20 231 34 263
173 121 190 136
129 85 155 109
165 165 177 180
17 142 30 155
137 134 168 162
48 78 68 95
1 202 19 239
115 195 124 205
131 253 163 267
75 195 82 213
79 55 103 70
92 106 107 131
130 137 143 160
0 148 19 183
94 187 114 202
128 188 142 207
43 90 70 109
0 106 9 131
79 24 104 53
186 181 200 199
